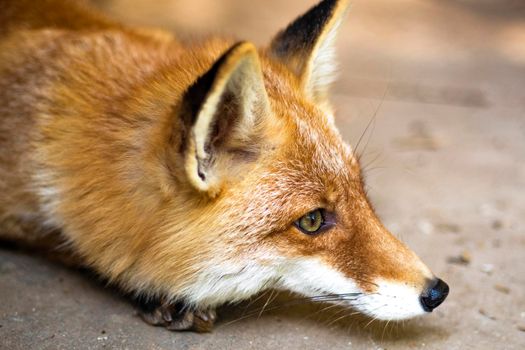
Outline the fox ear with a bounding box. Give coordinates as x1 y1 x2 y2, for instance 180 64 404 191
270 0 348 103
180 42 270 195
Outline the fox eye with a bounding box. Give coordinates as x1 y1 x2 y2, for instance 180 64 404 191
295 209 330 235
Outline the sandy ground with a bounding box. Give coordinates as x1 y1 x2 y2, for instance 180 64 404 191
1 0 525 349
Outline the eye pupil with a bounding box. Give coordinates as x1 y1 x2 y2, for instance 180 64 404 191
297 209 324 234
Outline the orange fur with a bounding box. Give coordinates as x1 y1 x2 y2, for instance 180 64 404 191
0 0 445 329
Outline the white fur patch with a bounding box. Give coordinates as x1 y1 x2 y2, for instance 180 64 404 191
180 253 282 308
275 258 361 297
32 171 63 227
275 258 427 321
350 280 427 320
306 15 343 95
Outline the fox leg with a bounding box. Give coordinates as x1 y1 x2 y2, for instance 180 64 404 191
137 298 217 333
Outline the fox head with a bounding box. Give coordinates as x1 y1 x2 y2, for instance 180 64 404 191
109 0 448 321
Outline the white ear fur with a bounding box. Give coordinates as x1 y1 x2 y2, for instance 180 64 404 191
183 42 270 195
270 0 349 102
304 13 345 101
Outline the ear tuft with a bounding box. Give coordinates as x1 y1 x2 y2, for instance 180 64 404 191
270 0 349 103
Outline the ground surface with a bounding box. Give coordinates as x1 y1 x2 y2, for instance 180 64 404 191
1 0 525 349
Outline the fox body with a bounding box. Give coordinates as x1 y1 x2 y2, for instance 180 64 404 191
0 0 448 331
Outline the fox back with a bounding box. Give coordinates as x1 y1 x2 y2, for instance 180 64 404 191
0 0 448 331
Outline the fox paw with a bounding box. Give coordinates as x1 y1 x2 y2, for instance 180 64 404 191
138 300 216 333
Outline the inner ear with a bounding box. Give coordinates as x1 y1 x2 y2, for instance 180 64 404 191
177 42 271 195
208 91 240 154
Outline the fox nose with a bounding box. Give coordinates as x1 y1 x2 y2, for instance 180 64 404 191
420 278 449 312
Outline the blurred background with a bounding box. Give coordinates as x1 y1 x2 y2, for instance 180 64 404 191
2 0 525 349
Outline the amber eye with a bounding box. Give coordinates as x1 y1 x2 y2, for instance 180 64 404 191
295 209 325 234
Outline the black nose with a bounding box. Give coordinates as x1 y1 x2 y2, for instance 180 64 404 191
420 278 449 312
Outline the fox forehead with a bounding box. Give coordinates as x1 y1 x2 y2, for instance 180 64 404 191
266 63 358 195
220 80 361 236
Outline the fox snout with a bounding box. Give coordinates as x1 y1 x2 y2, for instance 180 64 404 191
335 216 449 320
269 202 449 321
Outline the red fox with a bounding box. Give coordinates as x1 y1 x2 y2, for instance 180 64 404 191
0 0 448 332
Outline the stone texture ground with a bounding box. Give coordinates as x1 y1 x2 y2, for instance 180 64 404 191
1 0 525 349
